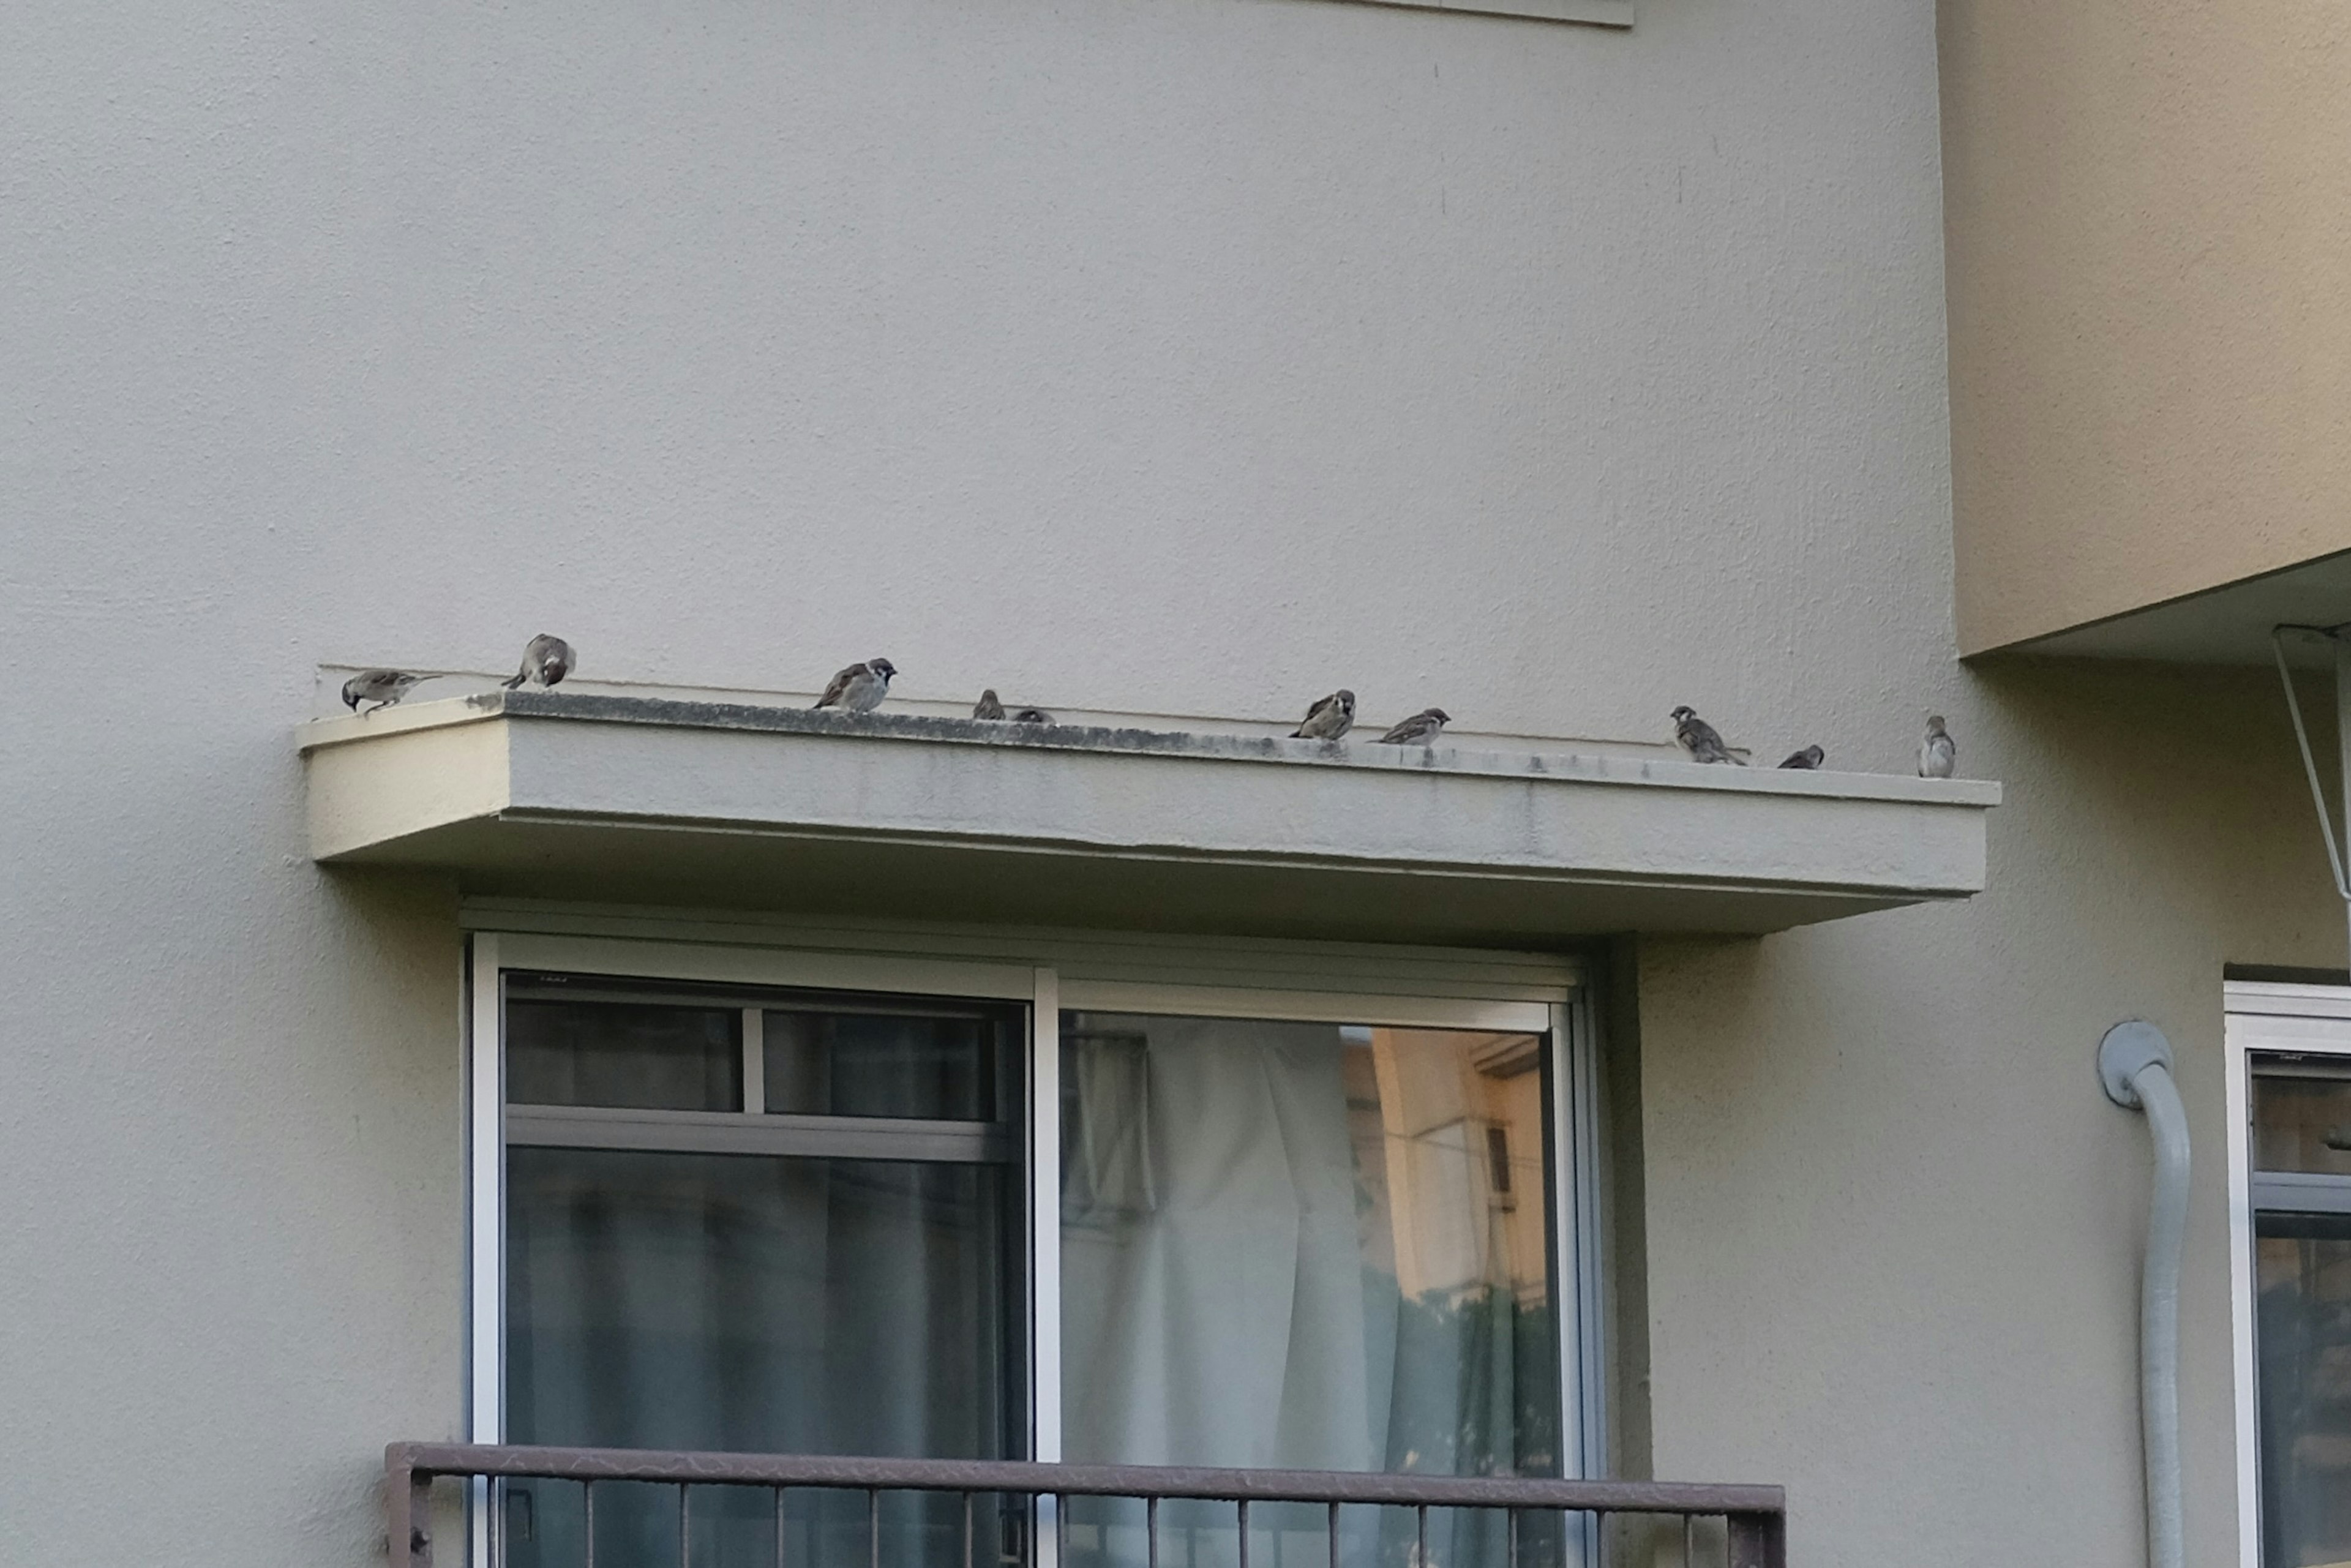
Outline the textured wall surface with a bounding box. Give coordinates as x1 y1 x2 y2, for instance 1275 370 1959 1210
1 0 2334 1563
1941 0 2351 653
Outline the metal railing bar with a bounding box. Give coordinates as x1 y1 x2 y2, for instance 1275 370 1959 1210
1325 1501 1338 1568
385 1444 1783 1517
585 1480 596 1568
1150 1495 1161 1568
964 1491 975 1568
1414 1504 1426 1568
680 1480 690 1568
1504 1506 1516 1568
1237 1498 1249 1568
775 1486 786 1568
869 1488 880 1568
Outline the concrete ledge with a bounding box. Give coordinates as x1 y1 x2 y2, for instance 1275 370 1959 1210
301 691 1998 944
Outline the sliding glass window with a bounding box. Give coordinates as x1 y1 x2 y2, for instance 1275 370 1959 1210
500 974 1026 1567
2251 1056 2351 1568
1059 1012 1567 1568
474 948 1588 1568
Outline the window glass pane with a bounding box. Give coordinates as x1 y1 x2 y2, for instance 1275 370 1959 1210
1059 1012 1561 1480
507 1147 1017 1457
765 1007 1008 1121
2255 1072 2351 1175
2256 1214 2351 1568
508 998 741 1111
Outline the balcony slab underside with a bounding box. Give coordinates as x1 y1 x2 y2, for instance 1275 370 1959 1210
301 692 1999 944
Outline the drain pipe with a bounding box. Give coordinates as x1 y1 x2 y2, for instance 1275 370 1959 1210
2098 1020 2188 1568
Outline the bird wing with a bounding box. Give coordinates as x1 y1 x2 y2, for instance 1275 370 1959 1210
816 664 860 708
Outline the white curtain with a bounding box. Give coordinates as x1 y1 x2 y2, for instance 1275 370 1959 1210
1059 1016 1563 1568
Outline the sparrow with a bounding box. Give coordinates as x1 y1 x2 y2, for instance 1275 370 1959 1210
1378 708 1450 746
814 658 897 713
973 689 1007 720
341 670 426 715
1918 715 1957 779
501 633 574 691
1671 706 1744 765
1292 690 1356 741
1777 745 1825 770
1011 707 1054 725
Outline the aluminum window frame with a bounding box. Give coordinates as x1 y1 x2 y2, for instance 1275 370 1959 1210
465 930 1603 1563
2223 981 2351 1568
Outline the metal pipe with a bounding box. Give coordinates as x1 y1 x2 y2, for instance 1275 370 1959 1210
2099 1021 2189 1568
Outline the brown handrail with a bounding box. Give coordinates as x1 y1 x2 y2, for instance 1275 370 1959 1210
386 1441 1787 1568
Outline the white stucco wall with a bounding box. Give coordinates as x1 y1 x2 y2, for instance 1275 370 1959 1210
2 0 2334 1563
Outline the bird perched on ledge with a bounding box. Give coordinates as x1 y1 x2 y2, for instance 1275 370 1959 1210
815 658 896 713
342 670 426 715
1292 690 1355 740
1379 708 1450 746
1671 706 1744 765
502 633 574 691
1778 745 1825 770
975 689 1052 724
1918 715 1956 779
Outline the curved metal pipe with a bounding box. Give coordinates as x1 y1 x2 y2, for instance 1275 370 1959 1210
2099 1021 2188 1568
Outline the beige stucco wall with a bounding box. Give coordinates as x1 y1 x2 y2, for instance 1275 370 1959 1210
1940 0 2351 655
4 0 2345 1564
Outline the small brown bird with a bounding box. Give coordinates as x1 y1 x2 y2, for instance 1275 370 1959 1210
502 633 574 691
1011 707 1054 725
1379 708 1450 746
1671 706 1744 765
1777 745 1825 770
1918 716 1956 779
1292 690 1356 740
815 658 897 713
973 689 1007 720
341 670 426 715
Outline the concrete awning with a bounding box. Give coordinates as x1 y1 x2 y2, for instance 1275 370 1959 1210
301 691 1999 945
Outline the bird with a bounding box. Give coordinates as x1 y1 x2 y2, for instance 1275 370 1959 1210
1919 715 1957 779
814 658 897 713
1671 706 1745 765
501 633 574 691
341 670 426 715
1777 745 1825 770
1379 708 1450 746
1011 707 1054 725
1292 690 1355 740
973 689 1007 720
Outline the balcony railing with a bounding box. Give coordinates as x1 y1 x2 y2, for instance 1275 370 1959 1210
386 1444 1787 1568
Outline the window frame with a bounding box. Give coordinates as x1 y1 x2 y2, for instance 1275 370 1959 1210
2222 980 2351 1568
465 929 1604 1562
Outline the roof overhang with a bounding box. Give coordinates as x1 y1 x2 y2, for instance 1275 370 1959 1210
300 692 1999 946
1993 547 2351 666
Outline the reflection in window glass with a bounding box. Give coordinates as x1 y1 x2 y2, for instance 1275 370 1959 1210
2255 1072 2351 1176
501 981 1029 1568
765 1007 1010 1121
507 999 740 1111
2257 1214 2351 1568
1060 1013 1563 1568
506 1147 1016 1567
